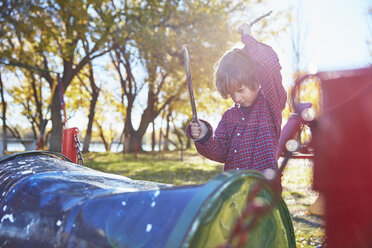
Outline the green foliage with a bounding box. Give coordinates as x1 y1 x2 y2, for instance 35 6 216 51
0 0 117 150
7 73 51 136
65 73 92 111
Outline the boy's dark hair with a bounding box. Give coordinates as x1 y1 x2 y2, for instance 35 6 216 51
214 48 259 99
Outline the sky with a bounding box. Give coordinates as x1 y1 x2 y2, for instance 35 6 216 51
305 0 371 70
278 0 372 71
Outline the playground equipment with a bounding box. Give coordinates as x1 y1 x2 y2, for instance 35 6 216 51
310 67 372 248
0 151 295 247
288 66 372 248
62 127 83 165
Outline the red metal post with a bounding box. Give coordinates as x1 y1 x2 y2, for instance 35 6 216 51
62 127 79 164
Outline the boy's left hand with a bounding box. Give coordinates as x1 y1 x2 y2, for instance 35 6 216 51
189 121 208 140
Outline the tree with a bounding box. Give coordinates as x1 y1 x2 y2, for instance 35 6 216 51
7 72 46 139
0 0 114 151
110 0 246 153
75 62 102 153
0 0 285 153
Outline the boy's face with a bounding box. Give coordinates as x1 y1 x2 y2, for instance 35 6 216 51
231 85 259 107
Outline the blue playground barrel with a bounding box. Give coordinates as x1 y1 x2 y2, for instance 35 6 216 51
0 151 295 247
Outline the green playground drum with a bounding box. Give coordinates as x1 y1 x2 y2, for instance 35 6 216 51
167 170 296 248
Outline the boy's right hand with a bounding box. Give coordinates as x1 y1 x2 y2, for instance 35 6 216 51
190 121 208 140
237 23 251 35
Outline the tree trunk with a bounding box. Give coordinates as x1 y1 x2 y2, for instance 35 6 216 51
151 120 155 152
158 128 163 152
30 74 43 139
129 133 142 153
43 69 64 152
163 111 171 151
122 103 153 153
0 72 7 151
123 113 156 153
49 91 63 152
83 64 100 153
123 129 129 154
95 120 112 152
82 96 97 152
123 128 143 153
83 122 93 153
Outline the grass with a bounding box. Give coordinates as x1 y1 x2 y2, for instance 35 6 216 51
83 149 325 248
83 149 223 185
281 159 325 248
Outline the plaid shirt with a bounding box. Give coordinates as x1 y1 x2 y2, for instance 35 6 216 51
186 34 287 173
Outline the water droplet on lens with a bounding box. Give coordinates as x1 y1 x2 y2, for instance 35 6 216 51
154 190 160 198
146 224 152 232
286 139 299 152
253 197 265 207
264 169 276 180
301 108 315 122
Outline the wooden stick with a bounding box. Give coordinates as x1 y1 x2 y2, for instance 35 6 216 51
249 10 272 26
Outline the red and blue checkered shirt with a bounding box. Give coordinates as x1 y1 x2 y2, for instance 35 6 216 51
186 34 287 173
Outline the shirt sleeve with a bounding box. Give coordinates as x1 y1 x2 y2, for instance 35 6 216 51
241 34 287 126
185 115 230 163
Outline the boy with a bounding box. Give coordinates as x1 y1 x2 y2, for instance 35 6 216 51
186 23 287 173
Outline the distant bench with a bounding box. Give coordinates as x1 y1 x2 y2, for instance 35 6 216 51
0 138 37 157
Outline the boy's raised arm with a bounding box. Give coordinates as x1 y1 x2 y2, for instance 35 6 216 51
241 34 287 121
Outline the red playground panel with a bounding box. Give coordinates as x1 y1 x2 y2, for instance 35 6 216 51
312 67 372 248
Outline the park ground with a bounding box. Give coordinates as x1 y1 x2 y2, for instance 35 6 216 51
84 149 325 248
